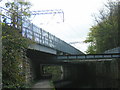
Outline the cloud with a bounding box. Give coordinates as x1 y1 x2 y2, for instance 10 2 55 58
0 0 107 52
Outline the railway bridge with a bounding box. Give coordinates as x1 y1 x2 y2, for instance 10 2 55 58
1 7 120 88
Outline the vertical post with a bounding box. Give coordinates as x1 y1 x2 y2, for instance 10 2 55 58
118 2 120 46
41 29 43 44
20 2 23 34
76 55 77 59
53 35 56 48
62 11 64 22
85 55 87 59
48 32 49 46
39 33 40 44
32 23 35 41
93 54 95 59
0 7 2 90
44 36 45 45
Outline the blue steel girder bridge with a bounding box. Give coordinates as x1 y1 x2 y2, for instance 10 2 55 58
1 7 83 55
1 7 120 82
1 6 120 62
1 7 120 59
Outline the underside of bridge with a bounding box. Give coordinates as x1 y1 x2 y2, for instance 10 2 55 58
26 49 120 88
26 49 56 80
26 48 87 80
54 59 120 88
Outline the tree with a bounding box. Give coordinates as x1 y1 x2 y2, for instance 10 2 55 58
2 0 33 88
84 0 120 54
4 0 31 29
2 24 32 88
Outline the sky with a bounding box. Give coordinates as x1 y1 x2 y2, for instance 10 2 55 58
0 0 108 53
29 0 107 53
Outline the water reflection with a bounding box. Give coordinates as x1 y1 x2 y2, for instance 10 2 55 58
55 78 120 88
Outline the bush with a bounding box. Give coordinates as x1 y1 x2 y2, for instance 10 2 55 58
2 23 31 88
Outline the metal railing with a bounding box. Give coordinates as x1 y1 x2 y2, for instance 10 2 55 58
0 7 83 55
104 47 120 54
57 53 120 60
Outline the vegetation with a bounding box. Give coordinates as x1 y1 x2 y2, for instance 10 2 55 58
2 0 32 88
4 1 31 28
2 0 62 88
84 0 120 54
2 23 32 88
43 65 62 81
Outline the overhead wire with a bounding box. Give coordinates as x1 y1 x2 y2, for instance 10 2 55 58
30 9 64 25
63 22 85 43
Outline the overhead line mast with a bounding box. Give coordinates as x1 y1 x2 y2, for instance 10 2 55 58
30 9 64 22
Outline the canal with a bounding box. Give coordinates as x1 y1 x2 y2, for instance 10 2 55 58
54 78 120 88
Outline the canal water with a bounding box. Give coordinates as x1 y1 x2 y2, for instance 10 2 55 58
72 78 120 88
54 78 120 88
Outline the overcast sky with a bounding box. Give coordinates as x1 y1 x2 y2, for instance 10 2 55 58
29 0 108 53
1 0 108 53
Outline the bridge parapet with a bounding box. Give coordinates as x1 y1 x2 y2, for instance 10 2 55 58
1 7 83 55
57 53 120 62
104 47 120 54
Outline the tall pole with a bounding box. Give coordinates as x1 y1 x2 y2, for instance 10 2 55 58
63 11 64 22
118 1 120 46
0 6 2 90
20 2 22 33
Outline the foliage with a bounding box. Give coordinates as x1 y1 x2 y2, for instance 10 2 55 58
43 65 62 81
84 0 120 54
4 0 31 28
49 80 55 90
2 23 31 88
2 0 34 88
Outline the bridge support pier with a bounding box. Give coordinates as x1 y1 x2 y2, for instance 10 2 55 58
30 62 41 80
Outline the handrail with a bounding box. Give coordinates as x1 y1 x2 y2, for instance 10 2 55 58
57 53 120 60
1 7 83 55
